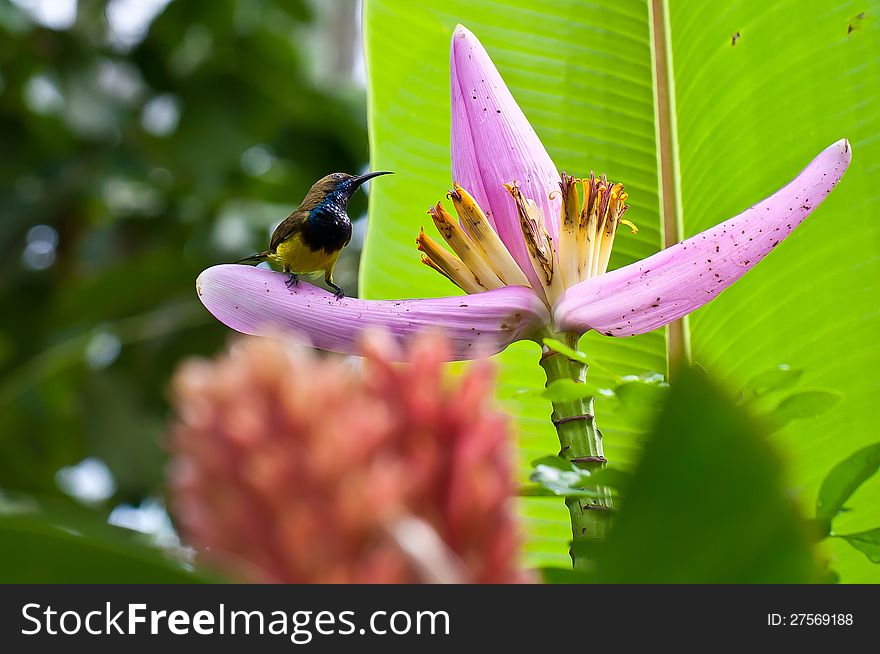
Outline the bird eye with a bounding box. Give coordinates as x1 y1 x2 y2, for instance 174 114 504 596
332 173 343 180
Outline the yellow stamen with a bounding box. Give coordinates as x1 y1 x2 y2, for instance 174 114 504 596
619 218 638 235
447 184 530 287
416 227 487 294
595 182 635 275
420 254 454 283
428 202 505 291
557 173 581 288
578 175 596 283
414 169 637 303
590 176 611 278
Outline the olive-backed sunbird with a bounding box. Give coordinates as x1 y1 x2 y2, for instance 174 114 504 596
236 171 392 298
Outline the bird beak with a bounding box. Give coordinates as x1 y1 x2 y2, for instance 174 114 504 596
351 170 393 187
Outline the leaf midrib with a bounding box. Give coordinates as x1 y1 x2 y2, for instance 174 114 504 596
650 0 689 369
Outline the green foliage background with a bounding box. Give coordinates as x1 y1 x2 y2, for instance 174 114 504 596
0 0 367 578
362 0 880 581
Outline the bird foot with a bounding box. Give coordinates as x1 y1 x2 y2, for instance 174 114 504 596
328 283 345 300
285 272 299 290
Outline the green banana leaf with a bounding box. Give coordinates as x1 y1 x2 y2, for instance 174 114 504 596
0 495 217 583
361 0 880 581
594 367 819 583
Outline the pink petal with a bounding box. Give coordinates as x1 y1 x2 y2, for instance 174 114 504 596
197 265 549 361
554 139 852 336
450 24 561 291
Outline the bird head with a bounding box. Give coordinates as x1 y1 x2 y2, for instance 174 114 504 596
313 171 393 207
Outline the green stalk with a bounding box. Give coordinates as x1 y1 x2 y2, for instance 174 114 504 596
538 331 613 571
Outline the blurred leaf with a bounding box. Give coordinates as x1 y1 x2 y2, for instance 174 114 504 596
805 517 833 541
540 567 592 584
542 338 617 378
741 364 803 403
816 442 880 521
614 377 670 429
529 455 575 471
836 529 880 564
524 457 627 500
772 390 843 427
586 467 633 493
518 486 556 498
528 456 598 499
542 379 593 403
594 367 818 583
542 338 589 365
0 495 216 582
822 568 841 584
620 372 667 385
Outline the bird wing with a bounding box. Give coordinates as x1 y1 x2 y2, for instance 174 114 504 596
269 209 308 253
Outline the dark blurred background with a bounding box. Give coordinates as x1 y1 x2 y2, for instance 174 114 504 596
0 0 367 544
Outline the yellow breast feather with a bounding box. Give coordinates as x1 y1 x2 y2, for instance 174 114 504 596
270 233 339 275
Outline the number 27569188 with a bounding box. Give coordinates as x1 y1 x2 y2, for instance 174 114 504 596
767 614 853 626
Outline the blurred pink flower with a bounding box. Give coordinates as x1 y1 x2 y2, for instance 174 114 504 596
168 331 527 583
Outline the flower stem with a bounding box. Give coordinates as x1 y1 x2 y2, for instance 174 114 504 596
538 331 613 571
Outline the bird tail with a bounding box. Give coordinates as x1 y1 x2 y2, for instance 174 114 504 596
234 251 269 264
